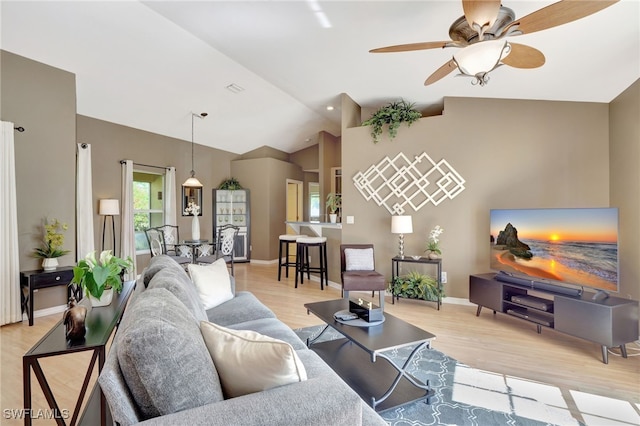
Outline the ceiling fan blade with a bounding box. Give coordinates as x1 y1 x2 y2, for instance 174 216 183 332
370 41 452 53
506 0 619 35
502 43 545 69
462 0 501 37
424 60 458 86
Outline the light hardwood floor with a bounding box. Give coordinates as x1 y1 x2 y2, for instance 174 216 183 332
1 262 638 425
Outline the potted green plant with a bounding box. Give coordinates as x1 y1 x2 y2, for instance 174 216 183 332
362 99 422 143
425 225 444 259
33 218 70 271
70 250 133 307
388 270 443 301
326 193 341 223
218 177 243 190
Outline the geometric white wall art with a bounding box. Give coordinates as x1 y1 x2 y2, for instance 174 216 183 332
352 152 466 214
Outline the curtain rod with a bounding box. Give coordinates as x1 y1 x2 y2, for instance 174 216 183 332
119 160 171 170
14 126 25 132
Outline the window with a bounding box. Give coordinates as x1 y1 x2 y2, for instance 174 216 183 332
133 172 164 252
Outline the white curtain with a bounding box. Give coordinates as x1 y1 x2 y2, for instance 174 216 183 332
1 122 22 326
164 167 177 226
76 143 95 260
121 160 136 280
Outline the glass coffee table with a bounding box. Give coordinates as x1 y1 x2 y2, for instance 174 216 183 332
304 299 436 411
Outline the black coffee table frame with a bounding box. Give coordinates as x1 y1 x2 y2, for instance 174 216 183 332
305 299 436 411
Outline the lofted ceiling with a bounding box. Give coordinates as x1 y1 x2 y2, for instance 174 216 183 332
1 1 638 155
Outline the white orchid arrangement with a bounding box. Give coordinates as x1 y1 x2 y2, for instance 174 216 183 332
184 201 200 216
425 225 444 255
70 250 133 299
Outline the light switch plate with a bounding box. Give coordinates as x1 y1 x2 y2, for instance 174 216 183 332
346 215 355 224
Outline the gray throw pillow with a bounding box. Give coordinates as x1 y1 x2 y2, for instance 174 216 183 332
139 255 188 288
117 288 223 420
147 266 208 322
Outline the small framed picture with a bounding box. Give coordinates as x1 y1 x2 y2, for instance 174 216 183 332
182 186 202 216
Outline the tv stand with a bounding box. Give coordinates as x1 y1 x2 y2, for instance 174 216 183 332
469 273 639 364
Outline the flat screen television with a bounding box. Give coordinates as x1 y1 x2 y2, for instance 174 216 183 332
489 208 619 296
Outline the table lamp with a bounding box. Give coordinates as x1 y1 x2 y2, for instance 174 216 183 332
391 215 413 259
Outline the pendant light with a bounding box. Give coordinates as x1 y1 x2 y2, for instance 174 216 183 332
183 112 207 187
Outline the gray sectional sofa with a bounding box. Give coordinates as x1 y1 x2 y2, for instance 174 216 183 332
99 255 387 425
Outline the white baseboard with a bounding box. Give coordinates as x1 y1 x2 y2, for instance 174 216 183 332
24 304 67 322
249 259 279 265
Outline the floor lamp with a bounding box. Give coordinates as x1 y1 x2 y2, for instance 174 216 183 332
99 199 120 254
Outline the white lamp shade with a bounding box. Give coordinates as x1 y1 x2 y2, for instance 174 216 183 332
453 40 510 76
391 215 413 234
99 199 120 216
182 176 203 187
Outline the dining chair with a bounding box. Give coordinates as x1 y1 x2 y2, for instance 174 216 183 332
144 226 192 268
196 224 240 275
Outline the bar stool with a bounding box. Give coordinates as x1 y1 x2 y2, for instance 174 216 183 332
278 234 307 281
295 236 328 290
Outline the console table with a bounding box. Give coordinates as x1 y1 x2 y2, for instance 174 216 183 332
391 256 442 310
23 280 135 426
469 273 639 364
20 267 81 326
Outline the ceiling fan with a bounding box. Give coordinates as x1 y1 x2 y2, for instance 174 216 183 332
370 0 619 86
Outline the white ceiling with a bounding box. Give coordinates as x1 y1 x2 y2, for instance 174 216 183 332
2 1 638 154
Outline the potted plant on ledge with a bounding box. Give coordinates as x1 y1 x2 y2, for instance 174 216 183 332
71 250 133 307
326 193 341 223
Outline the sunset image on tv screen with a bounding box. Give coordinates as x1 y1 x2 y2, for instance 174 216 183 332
489 208 618 292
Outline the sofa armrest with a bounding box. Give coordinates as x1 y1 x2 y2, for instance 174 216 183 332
138 374 364 426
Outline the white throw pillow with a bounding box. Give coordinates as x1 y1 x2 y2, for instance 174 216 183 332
187 259 234 310
345 248 374 271
199 321 307 398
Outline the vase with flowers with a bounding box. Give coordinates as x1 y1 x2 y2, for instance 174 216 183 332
184 201 201 240
425 225 444 259
71 250 133 307
33 218 70 270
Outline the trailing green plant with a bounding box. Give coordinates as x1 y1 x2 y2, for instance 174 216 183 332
218 177 243 190
326 193 341 214
362 99 422 143
388 270 444 301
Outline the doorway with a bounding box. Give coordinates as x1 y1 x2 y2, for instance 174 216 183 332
286 179 303 226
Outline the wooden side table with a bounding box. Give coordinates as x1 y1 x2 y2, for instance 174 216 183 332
23 281 135 426
20 267 80 326
391 256 443 310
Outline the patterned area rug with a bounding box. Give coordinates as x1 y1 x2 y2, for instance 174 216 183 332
294 325 582 426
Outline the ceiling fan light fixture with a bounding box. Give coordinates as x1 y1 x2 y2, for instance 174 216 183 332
453 39 511 86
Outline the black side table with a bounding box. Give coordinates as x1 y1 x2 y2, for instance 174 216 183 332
20 267 81 326
23 280 135 426
391 256 443 310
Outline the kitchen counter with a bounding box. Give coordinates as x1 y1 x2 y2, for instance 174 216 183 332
285 221 342 236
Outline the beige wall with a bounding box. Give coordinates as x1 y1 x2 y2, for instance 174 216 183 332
2 50 238 311
1 51 77 310
341 96 611 299
77 115 238 268
231 157 304 261
609 79 640 303
3 48 637 313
